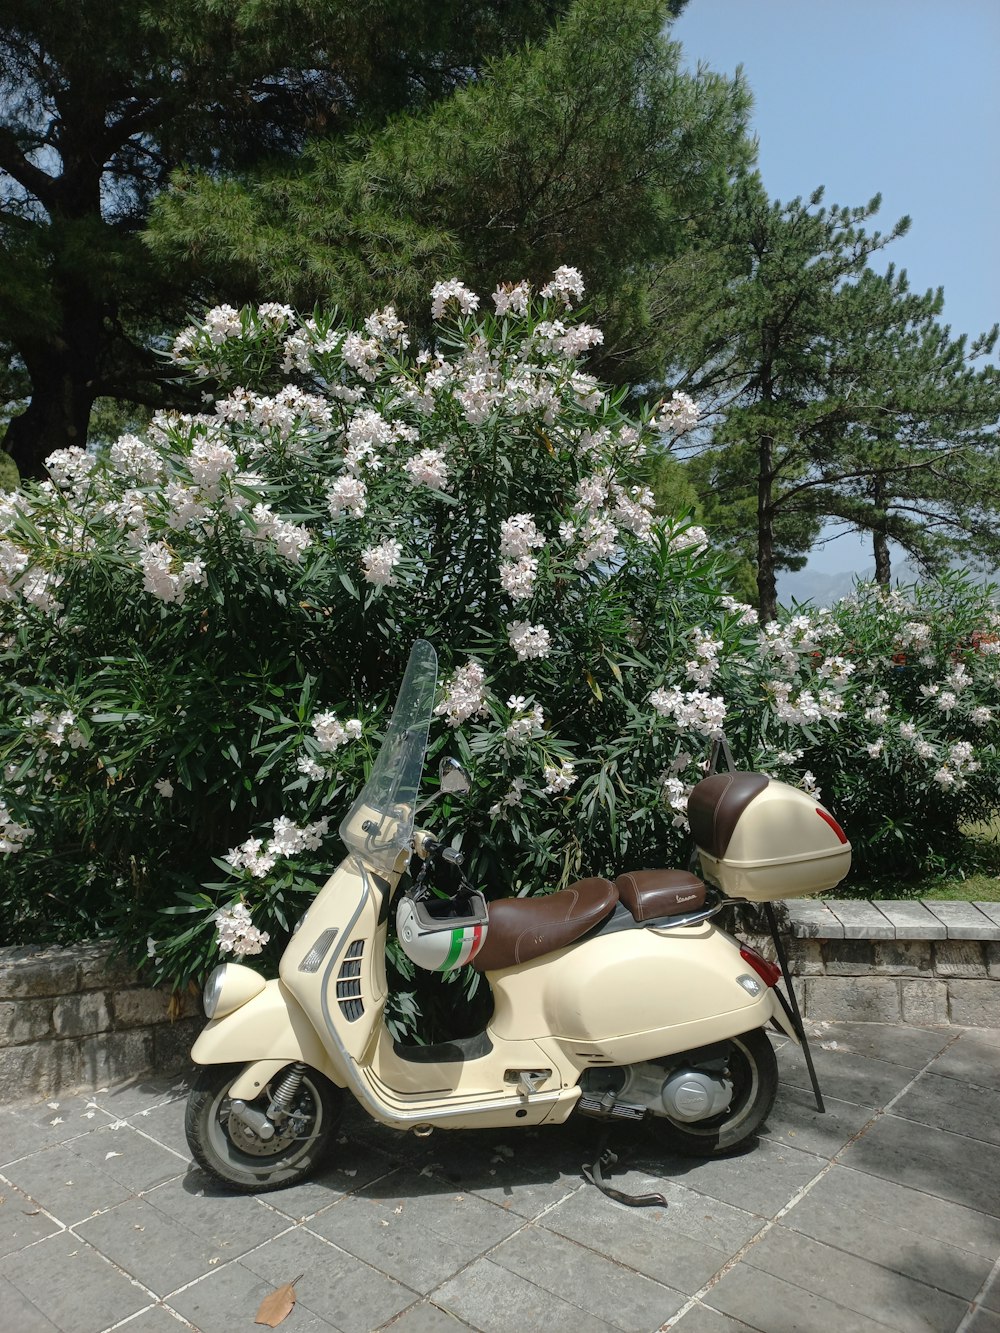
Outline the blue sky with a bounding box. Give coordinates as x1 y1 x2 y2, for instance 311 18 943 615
670 0 1000 586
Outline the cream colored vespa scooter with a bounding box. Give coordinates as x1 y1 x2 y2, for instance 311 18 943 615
186 639 851 1191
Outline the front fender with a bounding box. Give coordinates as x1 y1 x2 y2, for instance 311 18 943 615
191 978 342 1085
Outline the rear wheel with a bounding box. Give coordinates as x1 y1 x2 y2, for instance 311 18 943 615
656 1027 778 1156
185 1063 341 1192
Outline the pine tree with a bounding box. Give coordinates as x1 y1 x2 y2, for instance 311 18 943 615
671 178 1000 619
0 0 575 476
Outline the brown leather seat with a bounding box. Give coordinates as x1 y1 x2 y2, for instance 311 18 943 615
615 869 706 920
472 877 618 973
687 772 769 859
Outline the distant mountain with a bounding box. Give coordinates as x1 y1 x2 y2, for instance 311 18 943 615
776 564 873 609
775 557 998 611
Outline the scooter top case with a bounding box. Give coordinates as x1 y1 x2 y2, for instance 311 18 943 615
689 772 852 901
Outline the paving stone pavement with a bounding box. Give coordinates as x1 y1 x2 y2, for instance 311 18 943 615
1 1022 999 1333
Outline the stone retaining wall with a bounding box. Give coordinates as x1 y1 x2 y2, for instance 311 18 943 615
0 942 202 1103
3 899 999 1102
747 897 1000 1029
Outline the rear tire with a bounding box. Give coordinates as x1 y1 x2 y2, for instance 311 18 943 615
656 1027 778 1156
185 1062 341 1192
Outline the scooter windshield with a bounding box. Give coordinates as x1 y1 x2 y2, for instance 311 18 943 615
339 639 438 874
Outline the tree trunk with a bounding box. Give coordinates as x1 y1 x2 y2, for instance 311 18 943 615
871 476 891 585
757 430 778 623
3 358 97 480
3 298 102 480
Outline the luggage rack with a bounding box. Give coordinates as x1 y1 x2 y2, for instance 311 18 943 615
693 734 826 1114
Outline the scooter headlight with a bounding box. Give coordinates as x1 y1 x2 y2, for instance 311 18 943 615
202 963 266 1019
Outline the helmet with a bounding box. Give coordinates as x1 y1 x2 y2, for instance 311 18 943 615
396 891 489 972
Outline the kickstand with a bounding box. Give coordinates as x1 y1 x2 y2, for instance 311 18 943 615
582 1127 668 1209
764 901 825 1113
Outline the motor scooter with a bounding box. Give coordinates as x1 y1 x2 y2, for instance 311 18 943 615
185 639 851 1192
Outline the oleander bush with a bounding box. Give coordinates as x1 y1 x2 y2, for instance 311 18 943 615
1 271 998 1032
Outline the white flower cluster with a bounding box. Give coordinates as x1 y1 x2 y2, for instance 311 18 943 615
225 815 331 879
364 305 409 346
488 776 526 818
650 686 727 736
719 595 758 625
685 629 723 687
214 901 270 957
245 505 312 564
434 660 489 728
404 448 449 490
771 683 845 725
932 740 981 790
327 474 367 519
533 320 604 358
499 556 538 601
45 447 97 494
493 281 532 317
540 266 585 308
361 537 402 586
655 391 700 435
505 696 544 744
500 515 545 559
668 524 709 556
543 761 577 794
430 279 481 320
661 775 692 829
25 708 88 750
508 621 552 661
0 797 33 855
312 712 363 753
110 435 163 484
139 542 206 604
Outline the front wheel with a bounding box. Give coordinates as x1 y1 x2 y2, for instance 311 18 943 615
656 1027 778 1157
185 1062 341 1192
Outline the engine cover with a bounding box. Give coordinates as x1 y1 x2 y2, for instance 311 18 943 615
661 1068 733 1122
578 1058 734 1123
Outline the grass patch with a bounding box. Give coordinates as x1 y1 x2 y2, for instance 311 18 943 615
845 826 1000 902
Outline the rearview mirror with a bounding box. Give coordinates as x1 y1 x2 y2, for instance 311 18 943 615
439 757 471 795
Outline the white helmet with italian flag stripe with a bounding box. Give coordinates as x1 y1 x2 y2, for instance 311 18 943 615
396 889 490 972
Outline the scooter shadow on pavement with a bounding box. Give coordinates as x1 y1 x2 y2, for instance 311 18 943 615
178 1097 765 1203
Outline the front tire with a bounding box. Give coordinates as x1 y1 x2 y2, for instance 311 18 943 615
656 1027 778 1157
185 1063 341 1192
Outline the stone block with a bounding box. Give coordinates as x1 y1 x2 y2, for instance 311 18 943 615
784 901 844 938
805 976 901 1023
872 940 933 976
0 950 78 998
786 938 825 975
934 941 987 979
0 1040 82 1102
901 979 949 1025
949 981 1000 1029
112 988 175 1028
987 943 1000 981
824 899 896 939
0 998 54 1046
75 941 137 990
80 1028 155 1089
152 1016 203 1073
923 901 1000 940
876 900 947 939
52 991 111 1038
821 940 876 975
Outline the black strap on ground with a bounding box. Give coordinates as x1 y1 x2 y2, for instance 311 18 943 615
582 1129 668 1209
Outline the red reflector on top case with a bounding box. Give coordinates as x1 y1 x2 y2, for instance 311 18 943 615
816 808 848 843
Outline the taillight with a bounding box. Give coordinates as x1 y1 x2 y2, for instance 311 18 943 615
739 945 781 988
816 807 848 843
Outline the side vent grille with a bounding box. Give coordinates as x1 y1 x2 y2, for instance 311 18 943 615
337 938 365 1021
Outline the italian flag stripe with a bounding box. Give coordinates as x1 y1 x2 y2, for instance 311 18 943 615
440 923 484 970
440 928 466 971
